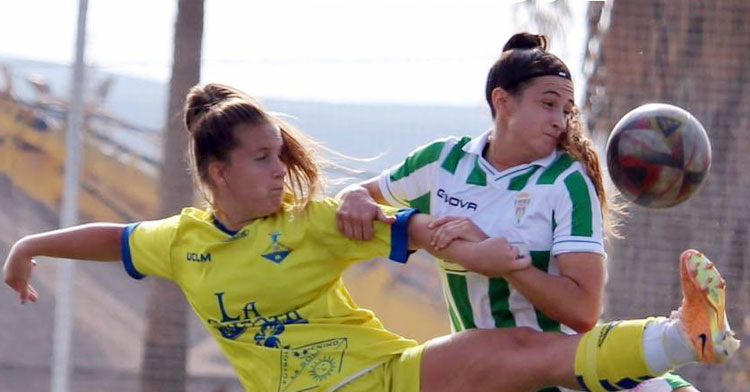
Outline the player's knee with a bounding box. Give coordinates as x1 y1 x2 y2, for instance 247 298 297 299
472 327 548 389
481 327 545 367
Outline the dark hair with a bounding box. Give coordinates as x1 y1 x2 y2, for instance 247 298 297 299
184 83 324 210
485 32 571 118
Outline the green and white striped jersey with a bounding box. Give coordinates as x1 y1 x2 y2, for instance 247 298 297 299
378 131 606 335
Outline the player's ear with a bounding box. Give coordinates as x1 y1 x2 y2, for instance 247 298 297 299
492 87 513 119
208 161 228 188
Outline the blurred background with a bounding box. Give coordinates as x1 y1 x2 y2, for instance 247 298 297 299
0 0 748 391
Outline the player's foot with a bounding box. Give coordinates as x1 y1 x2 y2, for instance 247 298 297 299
678 249 740 363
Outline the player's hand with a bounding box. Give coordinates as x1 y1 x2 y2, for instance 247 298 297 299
475 237 531 277
3 240 39 304
428 216 489 250
336 185 395 241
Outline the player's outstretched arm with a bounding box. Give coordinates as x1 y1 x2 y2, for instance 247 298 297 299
3 223 125 304
407 214 530 277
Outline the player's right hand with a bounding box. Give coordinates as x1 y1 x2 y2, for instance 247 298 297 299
336 185 395 241
3 240 39 304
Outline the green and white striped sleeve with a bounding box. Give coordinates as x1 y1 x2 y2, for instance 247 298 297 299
551 161 605 256
378 137 454 212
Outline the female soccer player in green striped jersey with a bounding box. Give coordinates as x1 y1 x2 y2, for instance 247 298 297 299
4 83 738 392
335 33 722 392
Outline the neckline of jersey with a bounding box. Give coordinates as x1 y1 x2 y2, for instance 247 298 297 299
476 147 560 183
463 130 560 182
212 216 240 236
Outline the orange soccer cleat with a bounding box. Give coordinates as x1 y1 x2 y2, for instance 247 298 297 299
678 249 740 364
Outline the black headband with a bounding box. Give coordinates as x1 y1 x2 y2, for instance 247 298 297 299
503 68 571 89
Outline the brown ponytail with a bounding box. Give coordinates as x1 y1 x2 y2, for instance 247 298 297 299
559 107 625 239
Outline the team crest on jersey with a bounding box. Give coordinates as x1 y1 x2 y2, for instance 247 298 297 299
514 193 531 225
262 230 292 263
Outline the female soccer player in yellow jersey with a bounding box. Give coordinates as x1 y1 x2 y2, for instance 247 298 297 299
4 83 739 392
334 33 715 391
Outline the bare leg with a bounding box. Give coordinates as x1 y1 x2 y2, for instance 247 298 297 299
419 327 582 392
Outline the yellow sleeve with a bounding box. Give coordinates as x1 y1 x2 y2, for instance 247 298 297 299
120 215 181 280
307 198 417 264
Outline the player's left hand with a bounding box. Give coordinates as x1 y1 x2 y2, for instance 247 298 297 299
428 216 489 250
3 240 39 304
336 185 395 241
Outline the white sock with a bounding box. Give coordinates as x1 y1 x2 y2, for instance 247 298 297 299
642 317 698 374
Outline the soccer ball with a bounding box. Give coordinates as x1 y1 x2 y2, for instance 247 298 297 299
605 103 711 208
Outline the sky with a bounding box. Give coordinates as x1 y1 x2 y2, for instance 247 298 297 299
0 0 594 106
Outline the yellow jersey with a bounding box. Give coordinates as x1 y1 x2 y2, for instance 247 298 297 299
121 198 419 391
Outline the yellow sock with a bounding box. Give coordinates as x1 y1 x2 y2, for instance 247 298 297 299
574 318 663 392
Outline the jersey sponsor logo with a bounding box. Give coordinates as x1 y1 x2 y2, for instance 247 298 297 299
436 188 478 210
208 292 308 345
262 230 292 263
514 192 531 224
186 252 212 262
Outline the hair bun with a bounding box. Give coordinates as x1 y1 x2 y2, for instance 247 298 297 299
502 32 548 52
184 84 233 134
